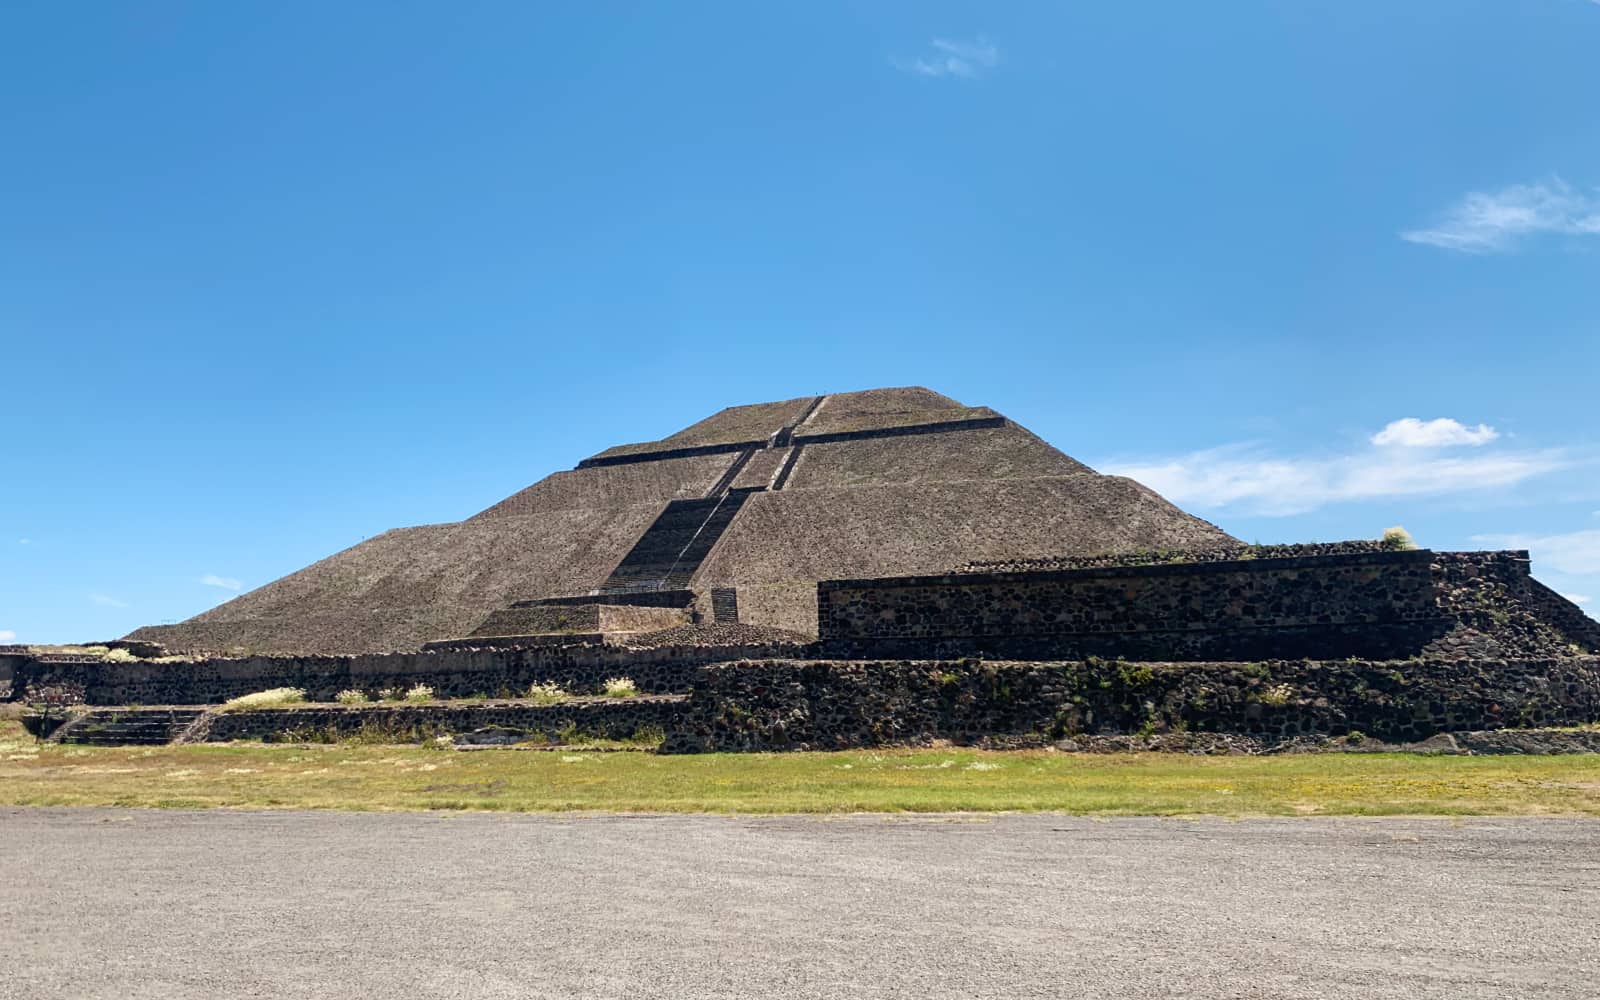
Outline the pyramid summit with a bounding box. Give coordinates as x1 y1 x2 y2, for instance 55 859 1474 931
128 386 1236 655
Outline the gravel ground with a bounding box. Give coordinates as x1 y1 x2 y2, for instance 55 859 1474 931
2 809 1597 999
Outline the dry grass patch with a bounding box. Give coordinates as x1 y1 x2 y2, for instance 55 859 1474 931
222 688 306 711
0 738 1597 816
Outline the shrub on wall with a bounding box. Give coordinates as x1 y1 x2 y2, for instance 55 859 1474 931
1382 526 1417 550
527 681 568 705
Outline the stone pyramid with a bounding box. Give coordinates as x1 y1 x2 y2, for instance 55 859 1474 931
129 387 1236 654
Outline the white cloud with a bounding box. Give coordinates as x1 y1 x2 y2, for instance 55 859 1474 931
1563 593 1592 606
0 629 15 641
894 36 999 78
1103 418 1565 516
89 593 128 608
1371 417 1498 448
1470 528 1600 576
17 538 29 545
200 574 243 591
1402 179 1600 253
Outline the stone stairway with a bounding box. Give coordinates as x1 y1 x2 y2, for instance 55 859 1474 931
600 480 760 596
600 497 724 594
663 489 755 589
705 448 757 497
54 707 208 746
710 587 739 624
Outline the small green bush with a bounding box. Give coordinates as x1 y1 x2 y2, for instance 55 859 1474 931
602 677 638 699
335 689 369 705
377 687 401 702
403 684 434 703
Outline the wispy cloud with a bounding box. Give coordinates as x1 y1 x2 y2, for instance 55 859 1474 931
1470 528 1600 576
200 574 243 591
1402 178 1600 253
1564 593 1592 606
89 593 128 608
1103 418 1565 516
894 36 999 78
0 629 15 641
17 538 29 545
1371 417 1498 448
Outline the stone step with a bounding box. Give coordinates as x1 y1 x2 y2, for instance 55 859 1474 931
600 498 724 592
600 487 756 595
711 587 739 624
664 489 755 589
57 709 208 746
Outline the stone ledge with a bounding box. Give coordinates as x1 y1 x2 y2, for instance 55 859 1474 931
578 440 765 468
820 546 1436 592
793 411 1006 446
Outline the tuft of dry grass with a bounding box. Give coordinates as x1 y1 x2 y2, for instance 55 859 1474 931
27 645 112 658
1382 525 1418 550
527 681 569 706
222 688 306 711
601 677 638 699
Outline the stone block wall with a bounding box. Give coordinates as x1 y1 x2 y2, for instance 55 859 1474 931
8 640 811 706
1525 578 1600 653
201 696 685 744
663 656 1600 752
817 549 1447 660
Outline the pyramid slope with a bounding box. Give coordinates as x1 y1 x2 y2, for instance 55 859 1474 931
786 423 1092 489
468 452 737 520
130 504 664 654
128 386 1238 654
660 395 817 447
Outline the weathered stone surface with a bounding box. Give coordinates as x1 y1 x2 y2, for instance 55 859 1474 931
199 696 684 744
10 640 811 706
467 603 688 638
817 549 1595 662
662 657 1600 753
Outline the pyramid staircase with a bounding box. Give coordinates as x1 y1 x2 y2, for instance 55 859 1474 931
52 707 208 746
597 442 763 597
710 587 740 624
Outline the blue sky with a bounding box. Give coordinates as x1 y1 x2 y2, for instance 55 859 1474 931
3 1 1598 643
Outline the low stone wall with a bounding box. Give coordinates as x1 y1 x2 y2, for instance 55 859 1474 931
201 696 685 744
662 656 1600 752
818 549 1448 660
8 641 810 706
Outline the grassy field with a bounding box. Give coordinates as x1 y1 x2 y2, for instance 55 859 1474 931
3 721 1599 815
